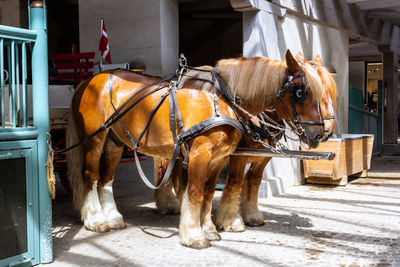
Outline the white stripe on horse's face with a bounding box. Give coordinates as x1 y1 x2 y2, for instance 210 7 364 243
326 96 334 115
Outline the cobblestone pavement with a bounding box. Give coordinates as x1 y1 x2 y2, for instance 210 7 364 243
43 157 400 267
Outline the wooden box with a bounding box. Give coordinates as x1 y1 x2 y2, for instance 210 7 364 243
302 134 374 185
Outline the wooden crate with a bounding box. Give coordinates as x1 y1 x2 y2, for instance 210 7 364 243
302 134 374 185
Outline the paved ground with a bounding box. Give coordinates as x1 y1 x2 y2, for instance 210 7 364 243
42 156 400 267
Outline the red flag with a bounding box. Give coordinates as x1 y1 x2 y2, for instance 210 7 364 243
99 18 112 64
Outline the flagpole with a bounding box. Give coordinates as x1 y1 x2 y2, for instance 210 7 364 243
99 54 103 72
99 18 103 72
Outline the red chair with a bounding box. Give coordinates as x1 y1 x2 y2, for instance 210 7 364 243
50 44 95 86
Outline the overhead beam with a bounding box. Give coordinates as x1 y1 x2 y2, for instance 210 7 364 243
368 12 400 19
349 55 382 61
351 0 400 10
230 0 400 52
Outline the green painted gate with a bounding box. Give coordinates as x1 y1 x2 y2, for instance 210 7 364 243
0 1 52 266
348 82 383 155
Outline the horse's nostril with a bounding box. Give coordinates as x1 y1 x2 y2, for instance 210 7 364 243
315 134 322 141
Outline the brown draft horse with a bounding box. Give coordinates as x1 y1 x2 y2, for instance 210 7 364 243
66 50 325 249
154 53 337 232
216 53 338 231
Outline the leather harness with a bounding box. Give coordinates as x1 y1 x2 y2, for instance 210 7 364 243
62 60 324 189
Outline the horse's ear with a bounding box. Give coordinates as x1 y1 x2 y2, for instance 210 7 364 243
285 50 301 73
295 52 306 62
312 54 323 65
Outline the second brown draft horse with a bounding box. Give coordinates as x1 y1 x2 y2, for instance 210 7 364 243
66 50 325 249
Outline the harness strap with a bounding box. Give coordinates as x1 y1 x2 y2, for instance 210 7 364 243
133 143 181 190
104 72 175 127
60 74 174 154
211 69 221 117
108 70 139 148
103 86 168 135
214 73 255 137
177 116 248 143
323 115 334 120
169 83 178 143
108 72 176 190
136 91 169 147
247 121 271 140
169 82 191 167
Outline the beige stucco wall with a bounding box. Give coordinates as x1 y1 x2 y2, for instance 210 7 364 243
78 0 178 77
242 9 349 189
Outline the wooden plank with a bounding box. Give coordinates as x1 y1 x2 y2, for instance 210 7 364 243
306 176 348 185
305 170 335 177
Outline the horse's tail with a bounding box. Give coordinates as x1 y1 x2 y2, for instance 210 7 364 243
66 108 85 210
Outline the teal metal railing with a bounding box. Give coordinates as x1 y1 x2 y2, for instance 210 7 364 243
0 26 35 129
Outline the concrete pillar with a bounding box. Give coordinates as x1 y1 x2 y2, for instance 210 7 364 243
379 46 399 144
160 0 179 76
242 10 281 59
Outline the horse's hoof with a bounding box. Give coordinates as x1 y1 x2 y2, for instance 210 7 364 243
245 220 265 227
158 204 180 215
243 213 265 227
216 214 246 232
223 220 246 232
156 199 180 215
181 238 211 249
205 231 221 241
85 223 110 233
107 218 126 230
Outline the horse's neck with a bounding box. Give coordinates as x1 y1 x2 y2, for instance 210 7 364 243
239 100 272 117
217 57 286 115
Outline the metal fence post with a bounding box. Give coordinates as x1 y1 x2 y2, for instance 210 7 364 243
30 1 52 263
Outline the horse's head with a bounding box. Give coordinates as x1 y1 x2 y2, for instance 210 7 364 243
309 55 337 142
275 50 325 148
294 53 337 142
319 88 335 141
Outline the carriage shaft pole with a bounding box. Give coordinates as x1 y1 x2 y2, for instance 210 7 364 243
232 147 335 161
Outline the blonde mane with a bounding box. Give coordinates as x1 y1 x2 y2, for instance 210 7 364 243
313 63 338 107
180 56 324 108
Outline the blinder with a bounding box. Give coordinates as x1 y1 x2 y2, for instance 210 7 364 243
292 84 307 102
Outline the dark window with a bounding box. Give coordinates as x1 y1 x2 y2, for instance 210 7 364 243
0 158 27 260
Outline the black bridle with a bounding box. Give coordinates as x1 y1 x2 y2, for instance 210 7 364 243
275 71 325 135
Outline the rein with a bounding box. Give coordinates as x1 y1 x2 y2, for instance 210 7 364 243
60 72 175 154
